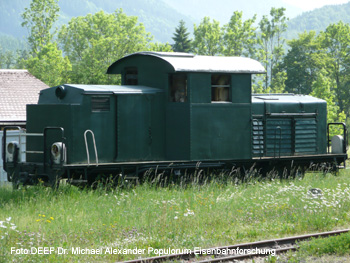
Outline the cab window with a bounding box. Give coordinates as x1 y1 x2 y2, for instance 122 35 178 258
124 67 138 85
169 74 187 102
211 74 230 102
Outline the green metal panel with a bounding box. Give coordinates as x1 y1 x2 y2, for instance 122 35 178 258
166 104 190 160
265 117 320 157
232 74 251 103
295 118 317 154
251 100 264 116
315 101 327 154
117 95 152 161
150 94 166 160
78 95 117 164
190 103 252 160
26 104 74 163
266 118 293 156
117 93 165 161
190 73 211 103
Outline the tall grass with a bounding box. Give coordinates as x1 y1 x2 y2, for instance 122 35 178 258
1 169 350 262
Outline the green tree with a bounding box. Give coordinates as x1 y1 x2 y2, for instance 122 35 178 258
58 9 152 84
21 0 70 86
192 17 222 56
172 20 192 52
0 45 3 68
282 31 327 94
21 0 59 55
318 21 350 115
258 7 288 92
15 49 29 69
310 69 346 127
24 42 71 86
270 71 287 93
222 11 257 57
3 50 15 69
149 42 174 52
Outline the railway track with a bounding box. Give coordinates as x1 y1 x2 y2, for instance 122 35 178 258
122 229 350 263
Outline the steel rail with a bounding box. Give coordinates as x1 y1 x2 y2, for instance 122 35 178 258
120 229 350 263
195 246 298 263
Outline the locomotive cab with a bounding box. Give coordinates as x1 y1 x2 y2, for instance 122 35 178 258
107 52 266 162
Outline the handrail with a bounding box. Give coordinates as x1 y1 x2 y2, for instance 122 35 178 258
84 130 99 166
327 122 347 154
2 128 46 180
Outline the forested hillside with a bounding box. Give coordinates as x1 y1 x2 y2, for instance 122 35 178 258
163 0 302 25
1 0 350 51
286 2 350 39
0 0 191 47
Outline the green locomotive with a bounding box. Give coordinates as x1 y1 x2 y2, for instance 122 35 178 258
2 52 347 187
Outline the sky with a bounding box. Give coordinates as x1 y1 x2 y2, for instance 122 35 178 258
283 0 350 11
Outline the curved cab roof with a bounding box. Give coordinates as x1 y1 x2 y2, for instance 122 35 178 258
107 52 266 74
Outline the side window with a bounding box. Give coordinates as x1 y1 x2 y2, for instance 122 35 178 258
211 74 230 102
124 67 138 85
169 74 187 102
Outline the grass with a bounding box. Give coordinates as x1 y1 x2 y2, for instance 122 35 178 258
1 169 350 262
298 232 350 256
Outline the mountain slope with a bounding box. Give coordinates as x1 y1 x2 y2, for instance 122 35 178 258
0 0 192 46
286 2 350 39
59 0 194 42
1 0 350 53
163 0 303 24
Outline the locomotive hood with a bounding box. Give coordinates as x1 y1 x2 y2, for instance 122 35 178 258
252 93 326 117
